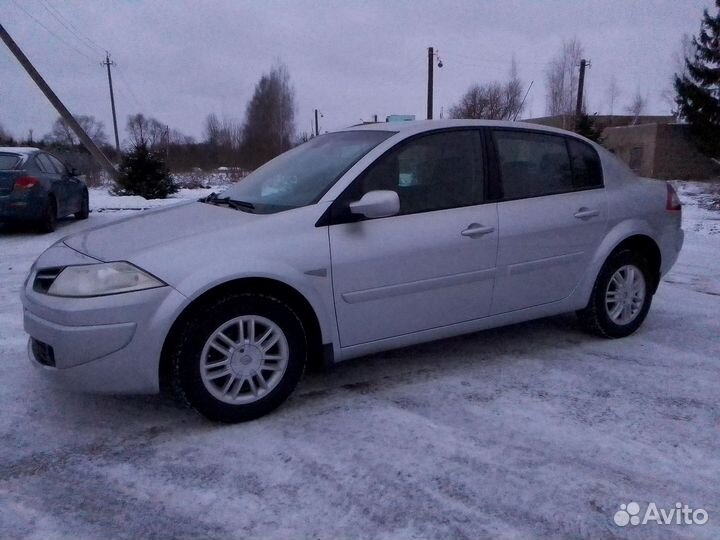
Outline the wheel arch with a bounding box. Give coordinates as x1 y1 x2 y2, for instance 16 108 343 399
159 277 326 392
607 234 662 292
575 219 664 310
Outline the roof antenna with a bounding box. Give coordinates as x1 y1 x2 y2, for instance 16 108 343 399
514 80 534 121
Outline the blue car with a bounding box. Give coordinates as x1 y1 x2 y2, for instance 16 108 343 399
0 147 89 232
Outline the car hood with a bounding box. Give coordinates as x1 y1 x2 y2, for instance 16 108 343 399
64 201 257 261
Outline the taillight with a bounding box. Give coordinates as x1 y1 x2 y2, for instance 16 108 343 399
666 183 681 212
14 176 40 191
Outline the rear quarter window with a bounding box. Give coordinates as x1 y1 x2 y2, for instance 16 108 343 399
0 154 21 170
568 139 603 188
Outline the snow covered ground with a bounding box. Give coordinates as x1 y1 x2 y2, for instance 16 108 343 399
0 182 719 539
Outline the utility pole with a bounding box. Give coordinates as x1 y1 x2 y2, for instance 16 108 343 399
102 52 121 162
0 24 117 178
314 109 319 137
575 59 590 126
427 47 434 120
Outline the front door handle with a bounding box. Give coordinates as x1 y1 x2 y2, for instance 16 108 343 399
574 208 600 220
461 223 495 238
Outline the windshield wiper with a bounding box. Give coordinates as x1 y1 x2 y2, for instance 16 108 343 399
202 192 255 211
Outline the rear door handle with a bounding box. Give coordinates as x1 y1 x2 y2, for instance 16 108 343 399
574 208 600 220
461 223 495 238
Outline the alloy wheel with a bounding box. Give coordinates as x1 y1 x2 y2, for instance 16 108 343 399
604 264 646 325
199 315 289 405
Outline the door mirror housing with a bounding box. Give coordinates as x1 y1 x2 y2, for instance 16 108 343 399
349 190 400 219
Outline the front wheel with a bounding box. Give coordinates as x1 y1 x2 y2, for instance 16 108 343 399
38 197 57 233
172 293 307 423
75 190 89 220
577 250 653 338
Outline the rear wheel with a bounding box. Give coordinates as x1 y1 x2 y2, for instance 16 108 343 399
75 190 89 220
172 293 307 423
38 197 57 233
577 250 653 338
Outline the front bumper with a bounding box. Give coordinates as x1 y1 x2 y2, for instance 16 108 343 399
22 245 188 394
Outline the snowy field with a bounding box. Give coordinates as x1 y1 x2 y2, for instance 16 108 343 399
0 181 719 539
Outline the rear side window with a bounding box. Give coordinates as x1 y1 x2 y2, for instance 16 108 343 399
493 130 572 199
0 154 20 170
354 130 483 215
568 139 603 188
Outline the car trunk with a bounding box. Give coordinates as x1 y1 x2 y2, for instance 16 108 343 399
0 171 22 196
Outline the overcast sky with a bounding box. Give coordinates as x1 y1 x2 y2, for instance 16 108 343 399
0 0 711 143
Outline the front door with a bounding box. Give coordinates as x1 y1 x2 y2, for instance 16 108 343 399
328 129 498 347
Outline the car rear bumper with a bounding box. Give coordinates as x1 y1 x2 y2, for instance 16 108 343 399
658 222 684 276
0 194 45 221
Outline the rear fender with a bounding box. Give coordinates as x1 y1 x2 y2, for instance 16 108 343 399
573 218 655 308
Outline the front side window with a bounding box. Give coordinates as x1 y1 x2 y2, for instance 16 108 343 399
349 130 483 215
47 154 66 175
35 154 56 174
219 130 394 213
493 130 572 199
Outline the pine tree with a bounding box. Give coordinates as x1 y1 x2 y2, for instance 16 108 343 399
674 0 720 157
575 112 604 144
113 142 178 199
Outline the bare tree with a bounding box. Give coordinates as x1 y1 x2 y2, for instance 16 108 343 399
449 58 525 120
606 75 621 116
625 92 647 124
204 113 241 149
504 57 524 119
661 33 694 116
47 115 107 147
126 113 166 149
0 121 13 144
545 38 584 117
449 82 507 119
240 62 296 169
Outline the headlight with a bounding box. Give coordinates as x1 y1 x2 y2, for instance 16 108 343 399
47 262 165 297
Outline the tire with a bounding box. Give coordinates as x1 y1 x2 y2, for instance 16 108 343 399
577 250 653 338
38 197 57 233
172 293 307 423
75 190 89 220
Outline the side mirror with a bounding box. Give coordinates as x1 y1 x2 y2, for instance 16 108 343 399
349 190 400 219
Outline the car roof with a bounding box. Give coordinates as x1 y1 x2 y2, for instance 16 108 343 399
343 119 588 140
0 146 40 155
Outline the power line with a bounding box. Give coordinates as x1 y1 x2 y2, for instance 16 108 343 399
114 63 145 111
9 0 96 63
38 0 105 56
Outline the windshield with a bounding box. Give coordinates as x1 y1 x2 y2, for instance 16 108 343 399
219 130 394 213
0 154 21 170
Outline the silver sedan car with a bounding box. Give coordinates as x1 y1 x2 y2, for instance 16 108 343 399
21 120 684 422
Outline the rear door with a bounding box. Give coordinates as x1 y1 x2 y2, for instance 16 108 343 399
328 129 498 347
489 129 607 315
35 153 65 212
47 153 81 214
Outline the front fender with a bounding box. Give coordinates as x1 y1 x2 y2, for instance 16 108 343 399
169 259 337 348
